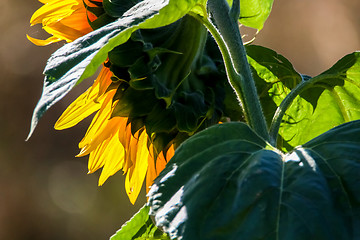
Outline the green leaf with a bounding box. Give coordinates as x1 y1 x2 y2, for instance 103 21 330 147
246 48 360 151
240 0 274 30
148 121 360 240
111 205 170 240
227 0 274 30
280 52 360 150
246 45 302 126
27 0 201 139
103 0 142 18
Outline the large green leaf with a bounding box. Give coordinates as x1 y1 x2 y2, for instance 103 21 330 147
226 0 274 30
27 0 201 139
110 205 170 240
246 45 302 126
240 0 274 30
148 121 360 240
246 47 360 151
279 52 360 150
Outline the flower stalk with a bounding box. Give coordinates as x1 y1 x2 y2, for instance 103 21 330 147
206 0 270 141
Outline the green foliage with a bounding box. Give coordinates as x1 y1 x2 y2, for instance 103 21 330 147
239 0 274 30
246 45 302 125
107 15 228 153
27 0 204 139
280 52 360 150
226 0 274 29
110 205 170 240
246 47 360 151
103 0 141 18
28 0 360 239
148 121 360 240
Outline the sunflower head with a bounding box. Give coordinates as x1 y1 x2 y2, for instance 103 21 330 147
106 15 231 156
29 0 241 204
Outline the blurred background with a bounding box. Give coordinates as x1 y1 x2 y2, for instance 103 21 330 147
1 0 359 239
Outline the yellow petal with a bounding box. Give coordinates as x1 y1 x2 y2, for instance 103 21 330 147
77 92 115 150
87 138 110 174
54 67 112 130
78 116 122 157
164 144 175 165
125 130 149 204
118 121 133 172
42 22 88 42
145 143 157 192
30 0 77 26
98 133 126 185
97 67 113 98
118 120 131 148
26 34 62 46
55 87 101 130
29 0 92 44
145 143 174 192
127 130 142 175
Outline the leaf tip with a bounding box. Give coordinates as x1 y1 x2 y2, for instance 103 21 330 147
25 111 40 141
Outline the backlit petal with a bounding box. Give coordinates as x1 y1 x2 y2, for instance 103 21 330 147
54 67 111 130
26 34 62 46
98 133 126 185
78 116 122 157
77 91 116 151
87 139 109 173
125 130 149 204
29 0 92 44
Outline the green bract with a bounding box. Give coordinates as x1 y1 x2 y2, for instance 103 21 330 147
107 15 229 153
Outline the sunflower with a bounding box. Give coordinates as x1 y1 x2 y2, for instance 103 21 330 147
29 0 233 204
29 0 176 204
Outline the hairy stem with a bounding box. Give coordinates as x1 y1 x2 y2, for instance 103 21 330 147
204 0 269 141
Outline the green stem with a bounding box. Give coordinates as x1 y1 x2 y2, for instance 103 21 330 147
189 13 237 90
202 0 269 141
269 74 329 146
269 81 307 146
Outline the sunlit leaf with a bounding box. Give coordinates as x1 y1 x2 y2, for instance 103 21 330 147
280 52 360 150
246 47 360 151
148 121 360 240
227 0 274 30
246 45 302 126
110 205 170 240
240 0 274 30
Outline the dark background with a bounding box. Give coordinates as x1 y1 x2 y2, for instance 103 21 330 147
1 0 359 239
